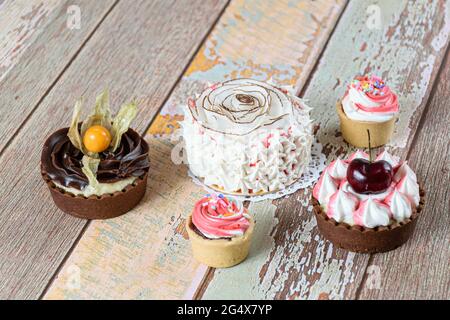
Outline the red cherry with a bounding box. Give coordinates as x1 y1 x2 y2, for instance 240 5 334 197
347 158 393 194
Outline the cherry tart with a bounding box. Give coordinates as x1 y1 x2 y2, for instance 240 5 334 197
312 150 425 253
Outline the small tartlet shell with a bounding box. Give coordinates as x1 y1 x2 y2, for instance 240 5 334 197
311 186 425 253
186 214 255 268
336 102 396 148
41 168 148 220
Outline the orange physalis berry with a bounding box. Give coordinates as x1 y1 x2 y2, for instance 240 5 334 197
83 125 112 153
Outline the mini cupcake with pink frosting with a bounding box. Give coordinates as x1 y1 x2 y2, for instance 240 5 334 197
312 150 425 253
337 75 399 148
186 193 255 268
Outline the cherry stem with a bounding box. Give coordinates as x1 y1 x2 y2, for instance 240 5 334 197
367 129 372 162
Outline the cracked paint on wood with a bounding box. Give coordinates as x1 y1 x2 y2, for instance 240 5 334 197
202 0 450 300
358 50 450 300
0 0 228 299
44 0 346 299
2 0 447 300
0 0 118 152
45 137 209 299
308 0 450 154
0 0 61 81
152 0 346 125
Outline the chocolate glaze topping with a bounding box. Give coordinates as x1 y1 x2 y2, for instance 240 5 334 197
41 127 149 190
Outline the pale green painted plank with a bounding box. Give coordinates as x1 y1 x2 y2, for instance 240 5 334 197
0 0 228 300
202 0 450 300
45 0 346 299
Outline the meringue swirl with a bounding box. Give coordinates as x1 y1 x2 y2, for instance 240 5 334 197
342 75 399 122
353 198 391 228
192 194 251 239
42 127 149 190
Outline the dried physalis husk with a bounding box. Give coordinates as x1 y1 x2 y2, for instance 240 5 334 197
80 89 113 139
110 102 137 152
68 89 138 154
67 99 86 154
81 155 100 190
66 90 138 191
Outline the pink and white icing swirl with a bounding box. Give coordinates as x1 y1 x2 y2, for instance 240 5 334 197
342 75 399 122
192 194 251 239
376 150 400 167
313 171 338 205
313 150 420 228
353 198 391 228
394 161 417 182
396 175 420 206
385 189 412 222
328 158 348 180
347 150 369 162
327 189 358 225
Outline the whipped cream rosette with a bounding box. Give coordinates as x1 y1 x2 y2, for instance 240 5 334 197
342 75 399 122
192 194 250 239
182 78 313 195
337 75 399 148
312 150 425 253
186 193 255 268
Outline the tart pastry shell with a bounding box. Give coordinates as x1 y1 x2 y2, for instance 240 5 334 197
186 214 255 268
311 187 425 253
336 102 395 148
41 168 148 220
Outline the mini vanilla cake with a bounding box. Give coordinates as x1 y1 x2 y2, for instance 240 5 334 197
182 78 313 195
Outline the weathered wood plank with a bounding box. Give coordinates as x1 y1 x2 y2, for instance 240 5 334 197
44 0 346 299
0 0 60 80
201 0 450 300
45 137 211 299
357 51 450 300
0 0 227 299
0 0 118 152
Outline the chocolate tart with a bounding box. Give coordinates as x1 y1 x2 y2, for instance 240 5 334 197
311 187 425 253
41 127 149 220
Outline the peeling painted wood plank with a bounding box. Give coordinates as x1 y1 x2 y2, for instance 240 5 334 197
0 0 118 152
202 192 368 300
44 0 346 299
159 0 346 116
0 0 227 299
357 52 450 300
202 0 450 300
45 137 210 299
308 0 450 155
0 0 61 80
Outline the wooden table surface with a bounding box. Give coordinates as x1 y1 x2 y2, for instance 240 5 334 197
0 0 448 300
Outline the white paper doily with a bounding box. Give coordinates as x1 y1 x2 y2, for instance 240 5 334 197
188 140 327 202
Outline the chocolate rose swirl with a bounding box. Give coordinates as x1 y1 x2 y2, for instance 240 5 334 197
42 127 149 190
188 78 294 135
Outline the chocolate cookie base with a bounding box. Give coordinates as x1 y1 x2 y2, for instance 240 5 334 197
41 169 148 220
311 189 425 253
